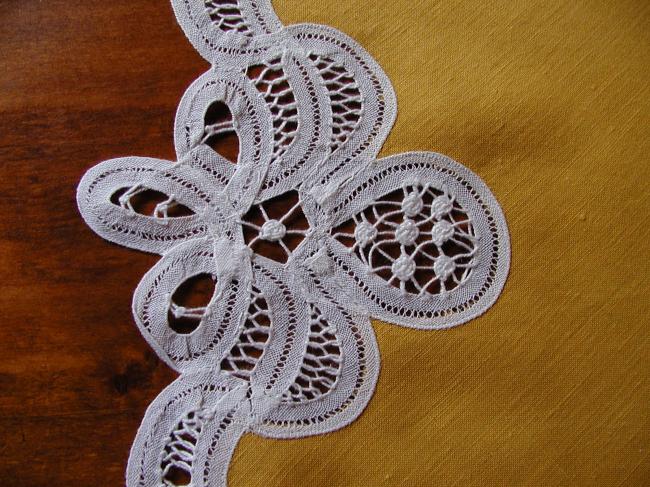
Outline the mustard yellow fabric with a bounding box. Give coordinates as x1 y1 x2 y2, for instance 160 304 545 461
230 1 650 485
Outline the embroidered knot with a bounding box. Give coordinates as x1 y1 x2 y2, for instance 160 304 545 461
433 255 456 280
431 194 453 219
391 254 416 281
401 191 424 217
259 219 287 241
431 220 455 245
354 221 377 247
171 305 186 319
395 218 419 246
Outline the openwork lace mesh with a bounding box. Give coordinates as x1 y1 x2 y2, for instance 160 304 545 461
76 1 510 485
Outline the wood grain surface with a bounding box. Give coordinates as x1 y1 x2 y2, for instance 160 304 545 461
0 2 209 484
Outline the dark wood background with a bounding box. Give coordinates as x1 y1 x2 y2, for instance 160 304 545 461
0 1 213 484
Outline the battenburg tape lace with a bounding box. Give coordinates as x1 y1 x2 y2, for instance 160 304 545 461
77 1 510 485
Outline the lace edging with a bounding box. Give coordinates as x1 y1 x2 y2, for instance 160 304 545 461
76 1 510 485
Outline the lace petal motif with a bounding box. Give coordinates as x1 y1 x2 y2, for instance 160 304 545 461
76 1 511 485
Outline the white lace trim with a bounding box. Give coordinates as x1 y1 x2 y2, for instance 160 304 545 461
76 1 510 485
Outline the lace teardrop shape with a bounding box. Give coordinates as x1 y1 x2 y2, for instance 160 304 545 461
77 157 212 255
323 152 509 329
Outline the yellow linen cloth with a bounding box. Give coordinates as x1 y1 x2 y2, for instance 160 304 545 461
229 1 650 485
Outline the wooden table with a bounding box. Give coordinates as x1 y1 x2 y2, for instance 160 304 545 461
1 2 210 484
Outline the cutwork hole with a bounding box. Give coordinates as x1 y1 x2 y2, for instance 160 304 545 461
241 190 309 264
308 53 363 152
204 0 253 36
220 286 271 380
168 273 217 334
246 60 298 157
111 188 194 217
203 101 239 164
282 304 342 402
332 184 477 295
163 466 191 486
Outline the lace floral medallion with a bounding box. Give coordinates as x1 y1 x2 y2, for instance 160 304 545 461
77 1 510 485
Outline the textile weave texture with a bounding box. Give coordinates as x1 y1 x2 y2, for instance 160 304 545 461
77 0 511 484
226 1 650 486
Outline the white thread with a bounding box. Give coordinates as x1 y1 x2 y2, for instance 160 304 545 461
259 219 286 241
76 2 510 486
395 218 419 246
